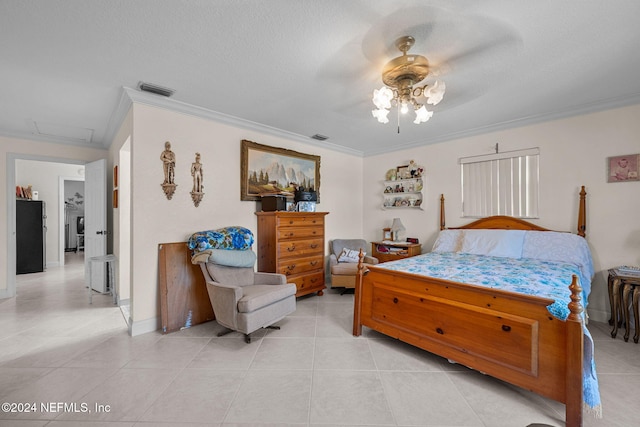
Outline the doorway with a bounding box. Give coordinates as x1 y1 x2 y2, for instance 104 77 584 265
5 154 99 299
61 176 86 262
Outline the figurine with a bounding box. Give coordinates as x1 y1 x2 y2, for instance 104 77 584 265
160 141 175 184
160 141 177 200
190 152 204 207
191 152 203 193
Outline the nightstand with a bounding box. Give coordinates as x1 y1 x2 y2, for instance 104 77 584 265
371 241 422 263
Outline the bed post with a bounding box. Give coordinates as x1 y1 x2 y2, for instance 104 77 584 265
440 194 446 230
565 274 584 427
353 249 364 336
577 186 586 237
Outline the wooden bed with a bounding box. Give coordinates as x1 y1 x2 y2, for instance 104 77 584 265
353 187 589 427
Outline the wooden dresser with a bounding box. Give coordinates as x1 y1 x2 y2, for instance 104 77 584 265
255 211 328 297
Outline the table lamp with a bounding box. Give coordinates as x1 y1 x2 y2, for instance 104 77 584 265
391 218 405 242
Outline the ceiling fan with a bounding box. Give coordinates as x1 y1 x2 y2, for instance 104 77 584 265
371 35 446 128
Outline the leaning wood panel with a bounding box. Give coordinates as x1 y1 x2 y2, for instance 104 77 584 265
158 242 215 334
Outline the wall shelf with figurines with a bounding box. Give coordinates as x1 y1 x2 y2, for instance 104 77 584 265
382 160 424 209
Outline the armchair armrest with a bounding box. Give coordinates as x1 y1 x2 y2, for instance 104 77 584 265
205 280 243 330
364 255 379 265
253 272 287 285
329 253 338 268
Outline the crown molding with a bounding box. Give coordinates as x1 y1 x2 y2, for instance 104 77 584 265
364 92 640 157
107 87 364 157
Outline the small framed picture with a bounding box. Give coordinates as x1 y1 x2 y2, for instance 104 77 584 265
297 201 316 212
396 165 410 180
382 227 392 240
608 154 639 182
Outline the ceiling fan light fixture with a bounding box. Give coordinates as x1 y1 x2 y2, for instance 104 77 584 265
425 81 446 105
373 86 394 110
414 105 433 124
371 36 445 130
372 108 390 124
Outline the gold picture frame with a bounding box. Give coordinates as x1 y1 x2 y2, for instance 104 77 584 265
241 139 321 202
382 227 392 240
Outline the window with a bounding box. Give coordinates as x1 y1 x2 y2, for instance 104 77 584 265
460 148 539 218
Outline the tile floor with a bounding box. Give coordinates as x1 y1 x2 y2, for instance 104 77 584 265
0 252 638 426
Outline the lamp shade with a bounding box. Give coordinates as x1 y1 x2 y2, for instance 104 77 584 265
391 218 405 241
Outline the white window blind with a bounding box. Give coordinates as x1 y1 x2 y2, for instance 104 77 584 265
460 148 539 218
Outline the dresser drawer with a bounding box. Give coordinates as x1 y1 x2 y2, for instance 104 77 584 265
287 271 324 294
278 255 323 277
276 215 325 228
278 238 323 259
277 226 323 240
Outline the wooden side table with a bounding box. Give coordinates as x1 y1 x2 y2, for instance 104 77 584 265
608 268 640 343
371 241 422 263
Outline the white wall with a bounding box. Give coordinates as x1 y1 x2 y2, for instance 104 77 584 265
15 160 85 266
364 104 640 323
127 104 364 333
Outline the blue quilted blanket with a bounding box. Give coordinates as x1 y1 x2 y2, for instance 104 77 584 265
188 226 254 252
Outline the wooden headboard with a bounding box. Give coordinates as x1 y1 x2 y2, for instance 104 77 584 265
439 186 587 237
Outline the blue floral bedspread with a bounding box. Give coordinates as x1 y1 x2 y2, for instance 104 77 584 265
378 252 584 319
376 252 602 416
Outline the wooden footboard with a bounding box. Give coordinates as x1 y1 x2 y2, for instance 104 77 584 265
353 262 584 426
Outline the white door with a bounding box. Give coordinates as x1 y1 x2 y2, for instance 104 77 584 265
84 159 108 292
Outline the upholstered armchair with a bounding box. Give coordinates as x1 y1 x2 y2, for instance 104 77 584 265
189 226 296 342
194 248 296 343
328 239 378 291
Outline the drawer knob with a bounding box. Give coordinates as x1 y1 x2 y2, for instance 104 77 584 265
310 260 318 266
287 246 296 252
310 244 318 249
393 297 398 304
287 264 296 270
436 328 444 335
502 325 511 332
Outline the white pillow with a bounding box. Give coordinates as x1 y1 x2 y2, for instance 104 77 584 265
431 230 463 253
338 248 364 263
459 229 525 259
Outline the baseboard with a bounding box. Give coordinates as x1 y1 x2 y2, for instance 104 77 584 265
587 308 609 324
129 316 160 337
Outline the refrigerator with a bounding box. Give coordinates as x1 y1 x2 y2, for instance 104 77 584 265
16 200 46 274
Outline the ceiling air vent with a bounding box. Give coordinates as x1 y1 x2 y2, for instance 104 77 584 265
138 82 175 97
311 134 329 141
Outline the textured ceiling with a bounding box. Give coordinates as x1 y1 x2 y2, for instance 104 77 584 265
1 1 640 156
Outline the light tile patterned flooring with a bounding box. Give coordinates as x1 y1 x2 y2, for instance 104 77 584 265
0 252 638 426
